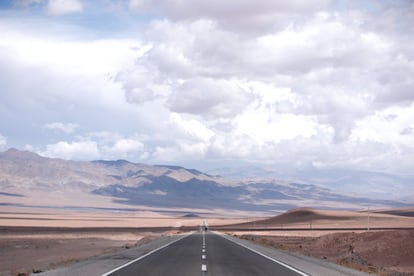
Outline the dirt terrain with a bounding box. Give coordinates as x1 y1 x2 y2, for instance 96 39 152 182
225 208 414 276
1 207 413 275
0 227 174 276
239 230 414 275
0 207 247 276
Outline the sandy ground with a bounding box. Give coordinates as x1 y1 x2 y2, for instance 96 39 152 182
0 207 249 228
237 230 414 276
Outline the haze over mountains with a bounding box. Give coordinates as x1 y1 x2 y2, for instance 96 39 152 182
208 166 414 201
0 148 411 214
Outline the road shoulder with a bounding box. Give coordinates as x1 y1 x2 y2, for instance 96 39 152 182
35 233 191 276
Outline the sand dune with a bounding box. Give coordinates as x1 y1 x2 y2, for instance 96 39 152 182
257 208 353 224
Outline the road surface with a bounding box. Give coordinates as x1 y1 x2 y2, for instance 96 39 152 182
104 231 305 276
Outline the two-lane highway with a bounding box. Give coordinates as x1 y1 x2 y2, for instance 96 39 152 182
104 231 305 276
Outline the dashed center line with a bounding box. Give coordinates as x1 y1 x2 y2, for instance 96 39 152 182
201 229 207 274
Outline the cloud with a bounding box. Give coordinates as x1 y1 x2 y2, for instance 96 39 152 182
168 78 253 119
351 103 414 145
401 127 414 136
0 133 7 147
129 0 331 34
0 21 146 146
111 3 414 172
48 132 150 161
2 1 414 176
46 0 83 16
44 122 79 134
120 14 398 142
103 138 144 157
40 140 100 160
169 113 214 142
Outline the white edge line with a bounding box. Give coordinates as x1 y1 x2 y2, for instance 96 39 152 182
101 232 193 276
214 231 309 276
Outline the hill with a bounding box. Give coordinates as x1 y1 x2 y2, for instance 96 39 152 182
218 208 414 230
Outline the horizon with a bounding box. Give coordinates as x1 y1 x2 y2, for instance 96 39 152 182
0 1 414 178
1 2 413 276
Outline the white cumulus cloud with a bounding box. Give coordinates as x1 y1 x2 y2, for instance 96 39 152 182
41 140 100 160
103 138 144 157
44 122 79 134
0 134 7 147
168 78 253 119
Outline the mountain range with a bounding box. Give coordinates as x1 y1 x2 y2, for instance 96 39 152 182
0 148 410 214
208 165 414 201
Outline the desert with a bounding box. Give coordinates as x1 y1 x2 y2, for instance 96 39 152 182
1 150 413 275
224 208 414 276
0 206 247 276
1 207 414 276
238 230 414 275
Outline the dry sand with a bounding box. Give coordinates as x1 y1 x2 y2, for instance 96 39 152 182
0 208 248 228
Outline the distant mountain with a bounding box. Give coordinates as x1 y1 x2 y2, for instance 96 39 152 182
0 149 410 213
208 166 414 201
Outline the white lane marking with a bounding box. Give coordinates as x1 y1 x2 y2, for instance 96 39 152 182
201 264 207 272
202 254 206 260
202 249 206 253
101 233 192 276
215 232 309 276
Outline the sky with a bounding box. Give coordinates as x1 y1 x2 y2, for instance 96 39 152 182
0 0 413 174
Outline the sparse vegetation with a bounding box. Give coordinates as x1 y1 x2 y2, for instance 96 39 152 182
241 230 414 276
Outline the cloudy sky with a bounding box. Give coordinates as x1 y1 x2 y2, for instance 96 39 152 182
0 0 413 174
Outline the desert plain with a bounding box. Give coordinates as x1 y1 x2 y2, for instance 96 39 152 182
1 206 413 276
0 206 248 276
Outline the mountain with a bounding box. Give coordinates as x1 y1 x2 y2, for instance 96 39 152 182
208 166 414 201
0 149 410 214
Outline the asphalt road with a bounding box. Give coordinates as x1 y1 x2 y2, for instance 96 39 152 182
104 231 305 276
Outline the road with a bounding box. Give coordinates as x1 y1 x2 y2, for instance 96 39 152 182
103 231 305 276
